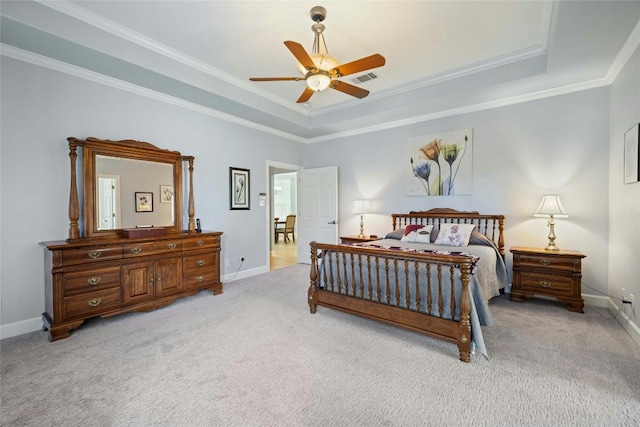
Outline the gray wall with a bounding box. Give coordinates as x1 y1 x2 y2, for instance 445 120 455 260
0 56 304 332
306 88 611 297
1 46 639 341
609 45 640 333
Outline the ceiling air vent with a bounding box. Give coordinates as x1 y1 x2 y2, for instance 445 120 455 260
352 72 379 85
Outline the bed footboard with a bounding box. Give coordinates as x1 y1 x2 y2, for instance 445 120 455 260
308 242 473 362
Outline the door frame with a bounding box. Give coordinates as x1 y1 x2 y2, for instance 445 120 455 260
265 160 302 270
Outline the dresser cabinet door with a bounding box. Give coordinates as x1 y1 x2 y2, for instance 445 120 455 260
154 257 184 297
122 261 155 305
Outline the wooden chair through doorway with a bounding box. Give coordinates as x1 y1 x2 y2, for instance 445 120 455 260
275 214 296 243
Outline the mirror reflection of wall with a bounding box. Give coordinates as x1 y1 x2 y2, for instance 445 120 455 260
273 172 297 221
96 155 174 229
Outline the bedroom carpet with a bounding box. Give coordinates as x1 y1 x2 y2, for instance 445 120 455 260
1 264 639 426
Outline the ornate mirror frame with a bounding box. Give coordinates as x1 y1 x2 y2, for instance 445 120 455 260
67 137 195 240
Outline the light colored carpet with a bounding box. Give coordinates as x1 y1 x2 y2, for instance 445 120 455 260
1 264 640 426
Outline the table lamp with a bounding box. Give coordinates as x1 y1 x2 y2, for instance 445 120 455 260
533 194 568 251
352 199 370 238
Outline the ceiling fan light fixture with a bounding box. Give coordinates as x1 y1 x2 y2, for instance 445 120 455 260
248 6 385 102
306 72 332 91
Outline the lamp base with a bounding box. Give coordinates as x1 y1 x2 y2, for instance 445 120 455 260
544 218 560 251
357 214 365 238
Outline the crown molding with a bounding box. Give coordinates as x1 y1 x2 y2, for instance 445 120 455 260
606 14 640 83
306 78 610 144
35 0 307 115
1 44 307 143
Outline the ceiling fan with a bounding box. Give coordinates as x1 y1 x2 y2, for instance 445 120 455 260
249 6 386 104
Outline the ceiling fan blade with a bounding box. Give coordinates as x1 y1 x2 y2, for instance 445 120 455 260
296 87 315 103
329 80 370 99
249 77 303 81
284 40 316 70
334 54 385 77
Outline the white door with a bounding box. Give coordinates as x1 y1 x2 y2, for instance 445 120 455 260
296 167 338 264
97 174 121 230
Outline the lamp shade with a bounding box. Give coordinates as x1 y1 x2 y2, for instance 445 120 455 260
352 199 370 215
533 195 568 218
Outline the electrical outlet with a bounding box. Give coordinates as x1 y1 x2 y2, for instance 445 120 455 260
241 257 245 262
225 258 229 267
630 294 634 308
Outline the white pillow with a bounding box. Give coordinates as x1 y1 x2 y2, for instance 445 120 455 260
433 223 476 247
400 224 434 243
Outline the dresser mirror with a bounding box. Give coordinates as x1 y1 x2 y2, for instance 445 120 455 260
95 156 174 230
67 137 195 240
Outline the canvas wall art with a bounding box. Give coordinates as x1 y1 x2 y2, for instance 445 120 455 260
406 128 473 196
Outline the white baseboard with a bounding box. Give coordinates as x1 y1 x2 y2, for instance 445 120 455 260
222 265 269 283
1 265 270 341
606 297 640 348
5 276 637 349
0 317 43 340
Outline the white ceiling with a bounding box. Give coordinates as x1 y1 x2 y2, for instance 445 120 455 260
1 1 639 142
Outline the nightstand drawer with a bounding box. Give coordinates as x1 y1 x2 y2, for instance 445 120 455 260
518 271 574 295
516 254 578 272
510 246 585 313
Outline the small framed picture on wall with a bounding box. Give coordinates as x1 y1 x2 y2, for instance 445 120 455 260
135 192 153 212
624 123 639 184
229 167 250 210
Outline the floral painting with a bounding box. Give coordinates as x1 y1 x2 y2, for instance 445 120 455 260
406 128 473 196
229 167 250 210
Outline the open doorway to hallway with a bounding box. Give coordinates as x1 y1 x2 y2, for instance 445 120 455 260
268 164 300 270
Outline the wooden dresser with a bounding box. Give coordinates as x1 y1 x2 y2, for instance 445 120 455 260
510 246 585 313
42 231 222 341
45 136 225 340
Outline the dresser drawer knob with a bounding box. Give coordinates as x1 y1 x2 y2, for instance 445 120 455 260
197 275 205 283
197 260 205 266
196 240 205 246
540 280 551 288
88 250 102 259
167 243 177 249
87 277 102 286
88 298 102 307
539 258 550 266
130 247 142 254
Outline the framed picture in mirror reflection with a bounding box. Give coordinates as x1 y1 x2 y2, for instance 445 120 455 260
135 192 153 212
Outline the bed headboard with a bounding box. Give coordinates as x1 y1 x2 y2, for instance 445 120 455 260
391 208 505 257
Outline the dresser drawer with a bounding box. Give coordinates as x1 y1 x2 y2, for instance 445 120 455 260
63 288 121 319
516 254 578 272
62 245 122 266
122 240 182 258
64 267 120 295
518 271 574 295
183 253 216 271
183 235 219 251
184 268 218 289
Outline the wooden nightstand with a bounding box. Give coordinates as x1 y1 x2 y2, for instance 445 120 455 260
339 235 379 244
510 246 586 313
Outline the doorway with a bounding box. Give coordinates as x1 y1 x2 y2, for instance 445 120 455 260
267 161 301 271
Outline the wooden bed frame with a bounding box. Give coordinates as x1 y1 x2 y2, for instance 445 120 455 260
308 208 505 362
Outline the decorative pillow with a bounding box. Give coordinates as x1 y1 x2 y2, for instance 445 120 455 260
400 224 434 243
433 223 476 247
384 229 405 240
